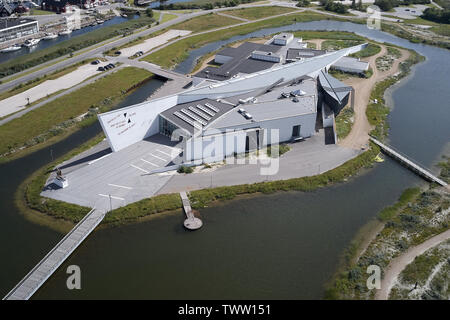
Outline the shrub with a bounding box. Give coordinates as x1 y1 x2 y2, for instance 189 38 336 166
177 165 194 174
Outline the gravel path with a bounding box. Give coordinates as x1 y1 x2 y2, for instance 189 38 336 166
339 45 410 150
376 228 450 300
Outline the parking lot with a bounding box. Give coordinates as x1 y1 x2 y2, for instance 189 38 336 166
41 134 182 212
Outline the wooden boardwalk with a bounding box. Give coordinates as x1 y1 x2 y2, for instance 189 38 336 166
3 208 105 300
370 137 448 187
180 192 202 230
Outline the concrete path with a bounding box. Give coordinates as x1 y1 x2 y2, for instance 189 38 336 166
157 130 360 194
375 228 450 300
0 61 113 118
217 12 250 22
119 29 192 58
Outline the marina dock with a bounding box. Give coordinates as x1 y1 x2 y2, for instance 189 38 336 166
180 191 202 230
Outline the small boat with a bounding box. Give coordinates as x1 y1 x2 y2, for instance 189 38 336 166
96 20 104 24
1 45 21 53
374 153 385 163
43 33 58 40
23 38 41 47
59 29 72 35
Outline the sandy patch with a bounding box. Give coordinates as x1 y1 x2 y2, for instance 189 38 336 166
120 29 192 58
338 45 410 150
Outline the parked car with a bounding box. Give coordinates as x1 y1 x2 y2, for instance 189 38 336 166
107 63 115 68
97 66 105 71
135 51 144 57
114 51 121 55
91 59 101 65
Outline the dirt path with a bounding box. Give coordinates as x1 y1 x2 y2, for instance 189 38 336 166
339 46 410 150
307 39 324 49
375 228 450 300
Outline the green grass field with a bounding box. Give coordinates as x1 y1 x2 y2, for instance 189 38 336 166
0 67 152 158
29 9 55 15
221 6 298 20
169 13 242 33
293 30 364 41
161 13 178 23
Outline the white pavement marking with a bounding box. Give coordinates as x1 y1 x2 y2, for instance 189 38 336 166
98 194 125 201
108 183 133 190
150 154 167 162
88 153 111 165
130 164 149 174
141 158 159 167
155 149 172 157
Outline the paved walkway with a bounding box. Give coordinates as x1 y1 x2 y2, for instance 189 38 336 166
3 208 105 300
119 29 192 58
158 130 360 194
41 134 182 212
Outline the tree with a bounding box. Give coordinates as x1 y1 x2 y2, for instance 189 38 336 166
374 0 397 12
297 0 310 7
357 0 363 11
145 8 153 18
351 0 356 9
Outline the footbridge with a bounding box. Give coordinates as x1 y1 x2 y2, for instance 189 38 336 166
3 208 105 300
370 137 448 187
117 58 190 81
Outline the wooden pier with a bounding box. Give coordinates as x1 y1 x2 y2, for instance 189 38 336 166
180 192 202 230
370 137 448 187
3 208 105 300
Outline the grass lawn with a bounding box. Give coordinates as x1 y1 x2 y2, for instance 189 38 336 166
221 6 298 20
0 67 152 158
170 13 242 33
321 39 364 51
161 13 178 23
30 9 55 15
293 30 365 41
143 12 345 68
335 105 354 140
350 43 381 58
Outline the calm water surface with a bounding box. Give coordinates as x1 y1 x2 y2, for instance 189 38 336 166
0 21 449 299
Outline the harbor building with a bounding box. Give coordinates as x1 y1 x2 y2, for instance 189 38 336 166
0 17 38 43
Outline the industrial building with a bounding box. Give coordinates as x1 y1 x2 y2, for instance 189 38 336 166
330 56 369 75
97 39 366 165
194 33 369 84
0 17 38 43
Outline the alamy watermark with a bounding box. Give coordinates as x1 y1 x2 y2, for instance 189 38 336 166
366 265 381 290
367 5 381 30
66 265 81 290
167 125 281 176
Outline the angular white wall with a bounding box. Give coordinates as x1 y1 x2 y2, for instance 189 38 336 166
98 95 178 152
